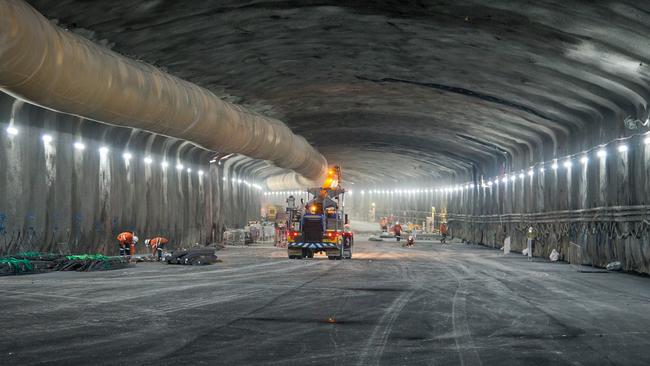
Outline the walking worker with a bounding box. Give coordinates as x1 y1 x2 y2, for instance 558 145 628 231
393 221 403 241
117 231 138 256
145 237 169 260
439 222 448 244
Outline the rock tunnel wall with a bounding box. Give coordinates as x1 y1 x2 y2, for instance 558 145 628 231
444 144 650 273
348 140 650 273
0 93 261 256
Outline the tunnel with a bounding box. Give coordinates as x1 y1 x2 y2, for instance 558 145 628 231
2 1 650 365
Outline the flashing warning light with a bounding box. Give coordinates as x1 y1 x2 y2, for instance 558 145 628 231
323 166 341 189
310 205 317 213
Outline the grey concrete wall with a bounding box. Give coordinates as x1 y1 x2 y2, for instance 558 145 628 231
444 142 650 273
347 142 650 273
0 93 261 255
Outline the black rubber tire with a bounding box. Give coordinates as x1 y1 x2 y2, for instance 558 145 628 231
328 256 337 260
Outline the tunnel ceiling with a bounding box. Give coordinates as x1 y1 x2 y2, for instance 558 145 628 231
26 0 650 186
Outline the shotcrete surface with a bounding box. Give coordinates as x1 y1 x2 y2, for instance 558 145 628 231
2 238 650 365
27 0 650 183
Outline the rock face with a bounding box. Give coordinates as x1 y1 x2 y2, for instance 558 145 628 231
0 94 261 255
5 1 650 270
25 0 650 184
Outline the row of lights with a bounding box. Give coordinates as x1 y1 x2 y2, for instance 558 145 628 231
5 125 263 190
226 177 263 190
264 190 354 196
264 191 309 196
348 133 650 195
474 138 646 190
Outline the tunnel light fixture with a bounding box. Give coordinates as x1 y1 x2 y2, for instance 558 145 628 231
617 144 628 153
73 142 86 150
469 183 475 189
144 156 153 165
510 175 516 182
6 126 18 136
176 163 184 171
41 134 53 143
99 146 109 155
539 167 545 174
501 176 508 183
361 190 365 194
563 160 572 169
597 148 607 159
580 156 589 165
528 170 534 177
161 161 169 169
187 168 192 173
222 177 226 181
487 181 493 186
645 136 650 145
237 179 242 184
551 161 558 170
198 170 204 176
518 173 525 179
122 152 132 161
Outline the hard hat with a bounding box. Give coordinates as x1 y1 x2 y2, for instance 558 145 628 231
133 236 139 243
145 239 150 246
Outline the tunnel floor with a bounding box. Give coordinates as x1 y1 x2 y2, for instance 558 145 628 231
2 238 650 365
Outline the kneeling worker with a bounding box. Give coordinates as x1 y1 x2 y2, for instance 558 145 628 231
117 231 139 256
145 237 169 260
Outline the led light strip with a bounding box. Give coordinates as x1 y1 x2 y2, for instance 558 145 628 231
3 125 263 190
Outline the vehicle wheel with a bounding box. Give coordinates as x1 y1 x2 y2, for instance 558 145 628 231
328 256 336 260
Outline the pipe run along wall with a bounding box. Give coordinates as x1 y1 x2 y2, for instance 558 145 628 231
0 93 261 255
0 0 327 187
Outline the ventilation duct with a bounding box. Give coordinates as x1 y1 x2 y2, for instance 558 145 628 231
0 0 327 184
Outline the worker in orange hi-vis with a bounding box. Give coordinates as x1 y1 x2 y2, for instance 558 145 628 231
145 237 169 261
439 222 448 244
117 231 138 256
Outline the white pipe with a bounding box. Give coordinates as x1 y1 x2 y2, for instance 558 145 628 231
0 0 327 183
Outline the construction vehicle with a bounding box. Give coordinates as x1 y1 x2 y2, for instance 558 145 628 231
287 165 353 260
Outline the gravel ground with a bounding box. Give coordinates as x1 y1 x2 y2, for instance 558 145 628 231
2 237 650 365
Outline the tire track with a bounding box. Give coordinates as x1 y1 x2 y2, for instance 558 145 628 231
440 261 483 366
357 261 414 366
